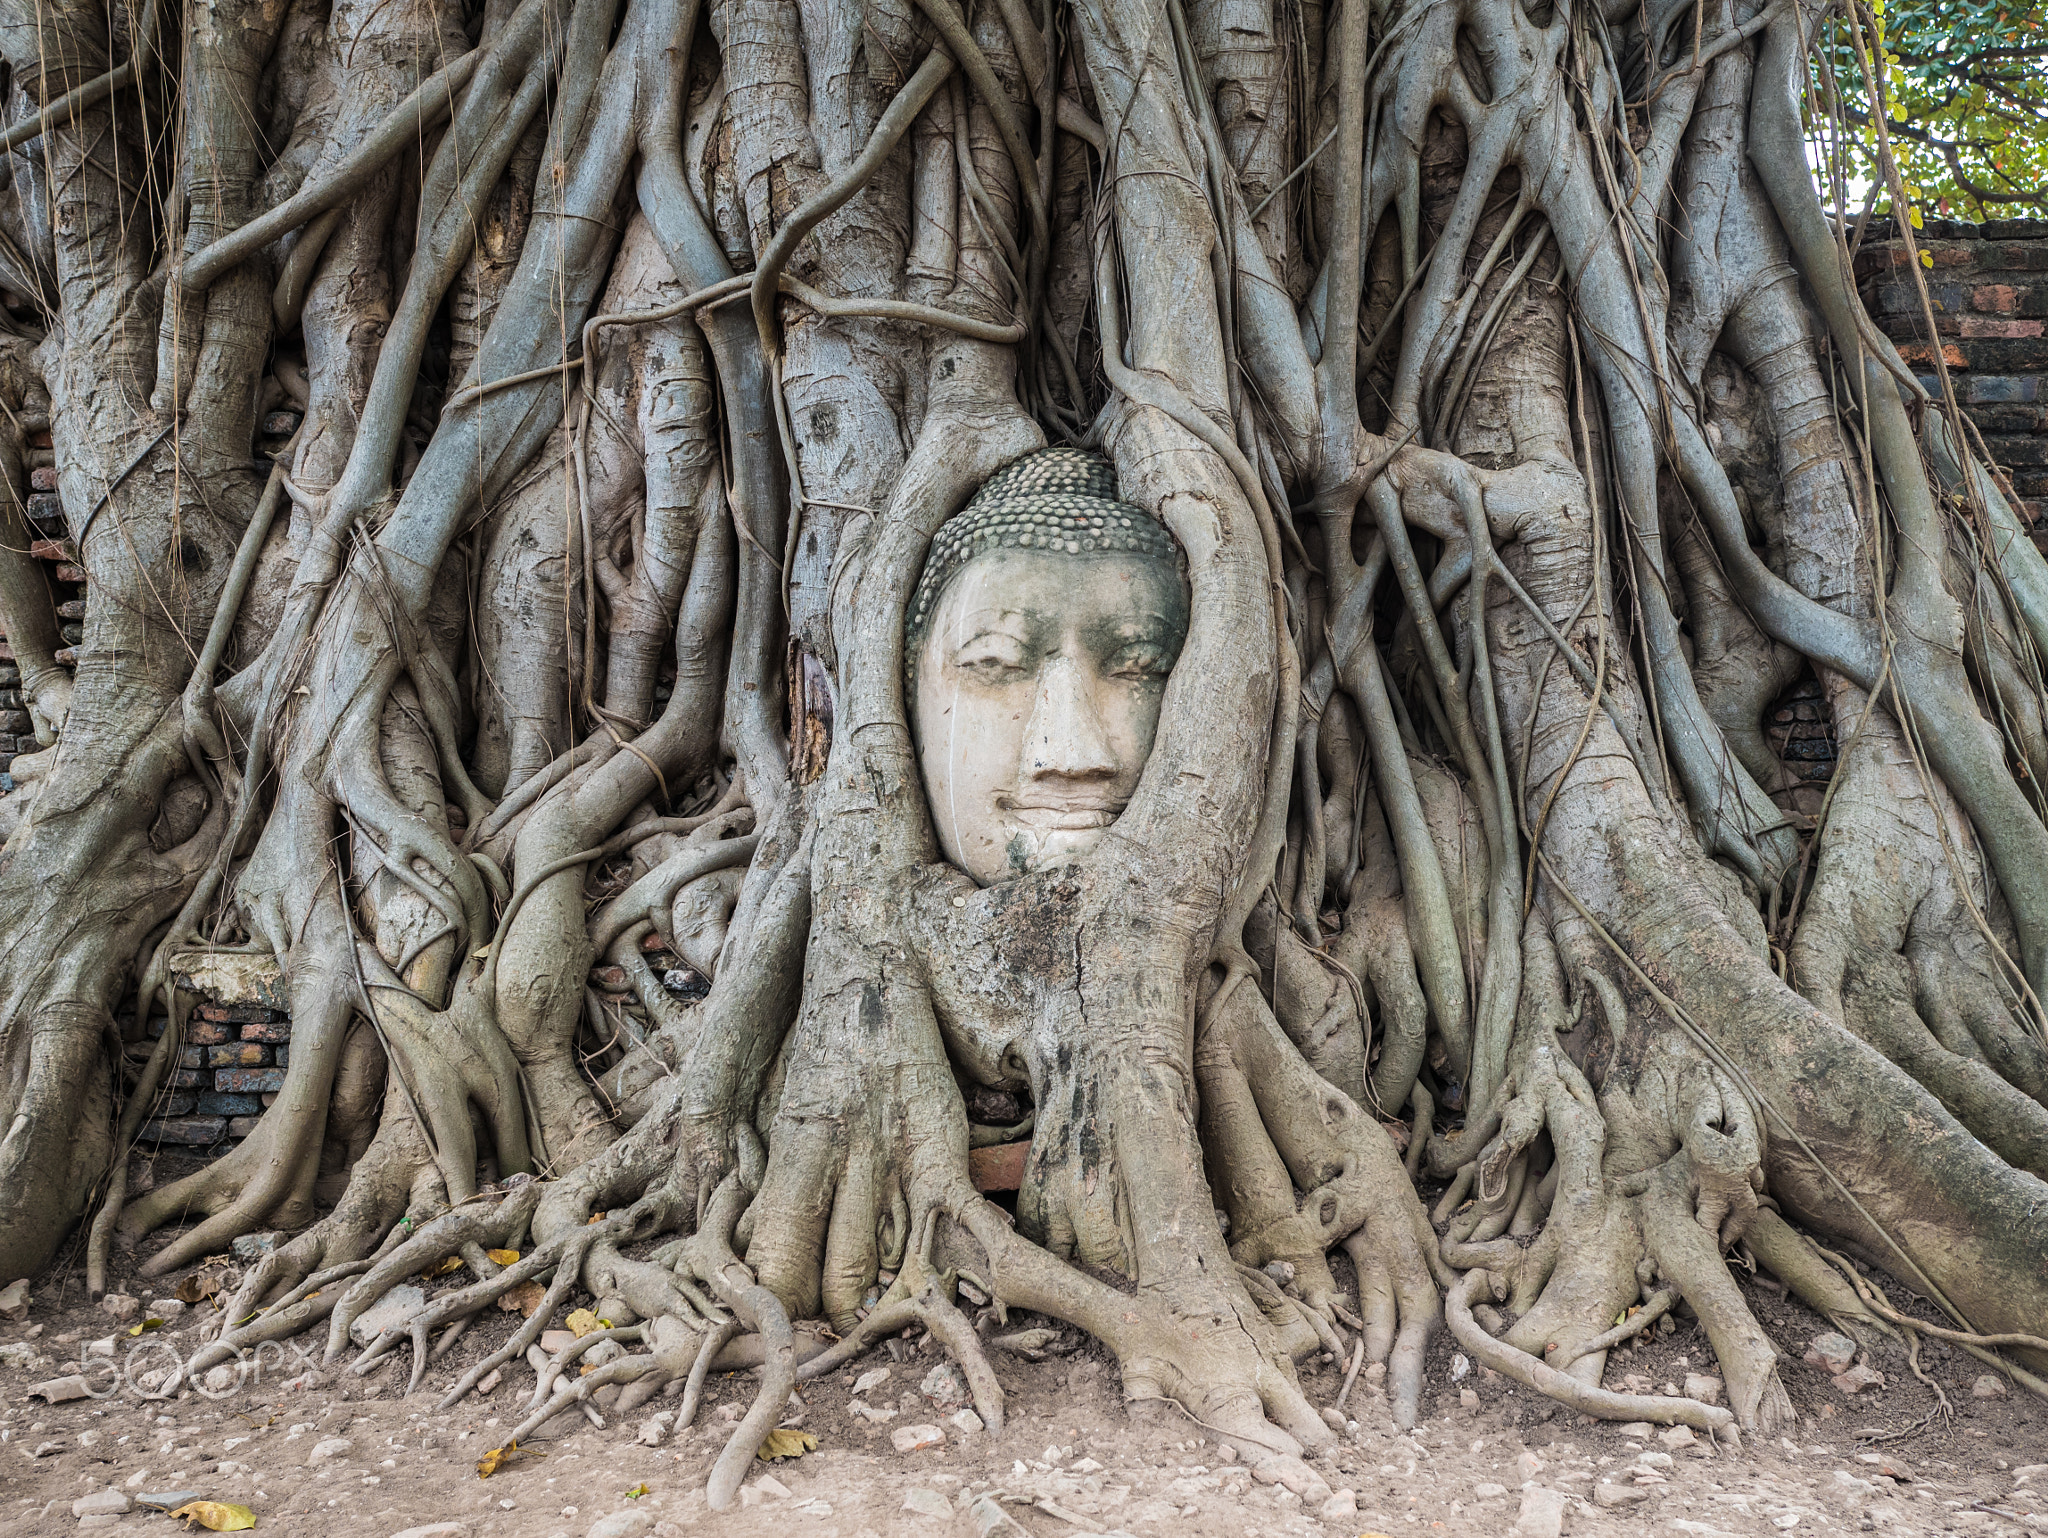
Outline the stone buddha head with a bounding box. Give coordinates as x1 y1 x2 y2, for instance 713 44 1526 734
909 448 1191 886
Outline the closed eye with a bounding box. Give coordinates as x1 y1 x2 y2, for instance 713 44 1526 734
950 634 1031 679
1105 643 1171 682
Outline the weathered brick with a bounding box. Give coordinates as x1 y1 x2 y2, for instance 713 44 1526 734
1986 241 2048 272
215 1067 285 1094
176 1045 205 1069
226 1116 263 1140
143 1116 226 1145
27 466 55 492
1897 341 1968 369
1973 404 2045 434
170 1069 209 1089
1960 318 2045 340
183 1020 234 1045
196 1091 264 1116
0 710 30 734
207 1042 270 1067
156 1095 195 1117
238 1018 292 1042
169 950 287 1010
196 1001 287 1024
274 1044 289 1068
53 563 84 584
1989 438 2048 467
1973 284 2019 313
1969 376 2041 404
1960 338 2048 372
1983 219 2048 241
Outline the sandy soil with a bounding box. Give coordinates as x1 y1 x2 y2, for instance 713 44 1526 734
4 1228 2044 1538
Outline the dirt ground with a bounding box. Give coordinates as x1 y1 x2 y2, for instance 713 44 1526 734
5 1209 2045 1538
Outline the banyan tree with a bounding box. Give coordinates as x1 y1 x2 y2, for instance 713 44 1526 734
0 0 2043 1504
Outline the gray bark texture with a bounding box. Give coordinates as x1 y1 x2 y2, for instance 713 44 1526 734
0 0 2043 1499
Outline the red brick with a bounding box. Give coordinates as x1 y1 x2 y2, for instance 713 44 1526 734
28 466 55 491
238 1018 291 1042
1973 284 2019 313
968 1140 1030 1193
1961 318 2045 340
207 1042 270 1067
183 1020 234 1045
28 538 71 561
1898 342 1968 369
54 564 84 584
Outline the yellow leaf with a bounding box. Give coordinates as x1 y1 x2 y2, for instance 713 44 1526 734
1920 251 1934 268
128 1318 164 1336
625 1484 651 1499
1907 206 1923 229
166 1502 256 1532
421 1256 463 1279
477 1442 544 1478
565 1308 600 1338
757 1428 818 1461
486 1249 520 1266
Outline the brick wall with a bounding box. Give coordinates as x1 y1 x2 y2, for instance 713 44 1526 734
1856 216 2048 527
0 430 84 784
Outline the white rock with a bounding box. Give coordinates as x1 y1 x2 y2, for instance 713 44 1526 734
892 1423 946 1453
72 1490 132 1518
1615 1421 1655 1438
1831 1364 1884 1396
1684 1373 1725 1406
147 1300 186 1321
635 1412 673 1447
1070 1458 1103 1474
28 1375 91 1403
389 1526 467 1538
84 1338 115 1359
902 1488 952 1519
99 1294 139 1322
307 1436 355 1464
949 1409 984 1435
540 1330 579 1355
754 1475 791 1500
347 1285 427 1348
1513 1486 1567 1538
1595 1484 1650 1508
585 1512 654 1538
1658 1424 1700 1449
920 1362 970 1408
852 1367 891 1396
847 1398 896 1423
1973 1374 2010 1400
1319 1489 1359 1521
0 1278 28 1320
203 1364 237 1393
1474 1482 1508 1499
1638 1451 1674 1468
1803 1333 1856 1375
476 1369 502 1395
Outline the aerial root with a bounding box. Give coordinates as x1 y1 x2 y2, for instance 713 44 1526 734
1445 1271 1737 1439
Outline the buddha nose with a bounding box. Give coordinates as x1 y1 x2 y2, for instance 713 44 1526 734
1021 655 1117 781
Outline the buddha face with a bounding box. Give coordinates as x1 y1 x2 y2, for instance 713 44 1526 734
913 545 1189 885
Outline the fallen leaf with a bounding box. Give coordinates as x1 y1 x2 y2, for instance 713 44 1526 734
486 1249 520 1266
757 1428 818 1461
128 1318 164 1336
175 1271 225 1305
565 1308 600 1338
497 1281 546 1317
166 1502 256 1531
625 1484 651 1499
588 1211 608 1224
420 1256 463 1279
476 1442 544 1478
